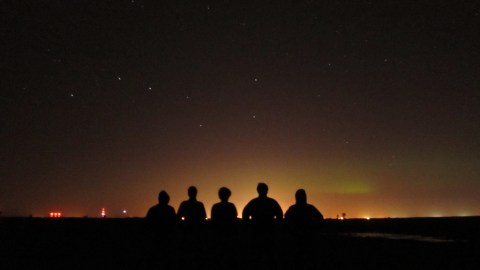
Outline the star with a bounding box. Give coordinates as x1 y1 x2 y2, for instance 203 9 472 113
254 78 258 82
252 115 256 119
70 93 74 97
117 76 122 81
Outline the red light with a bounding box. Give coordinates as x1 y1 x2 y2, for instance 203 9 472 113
49 212 62 218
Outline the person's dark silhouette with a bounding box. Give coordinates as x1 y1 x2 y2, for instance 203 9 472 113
242 183 283 268
285 189 323 227
176 186 208 269
211 187 238 226
145 190 177 229
210 187 239 270
145 190 177 269
242 182 283 225
177 186 207 226
284 189 324 269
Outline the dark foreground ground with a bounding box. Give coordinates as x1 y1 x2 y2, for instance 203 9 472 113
1 217 479 270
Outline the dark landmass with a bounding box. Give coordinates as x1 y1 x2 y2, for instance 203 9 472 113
1 217 479 269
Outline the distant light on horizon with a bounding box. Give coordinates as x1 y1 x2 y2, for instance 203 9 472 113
49 212 62 218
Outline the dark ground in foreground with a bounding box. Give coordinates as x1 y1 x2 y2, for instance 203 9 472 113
1 217 479 270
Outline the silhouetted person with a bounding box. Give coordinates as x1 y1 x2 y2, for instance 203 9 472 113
284 189 324 269
242 182 283 226
285 189 323 228
211 187 239 270
211 187 238 226
242 183 283 268
145 190 177 229
176 186 208 269
177 186 207 226
145 190 177 269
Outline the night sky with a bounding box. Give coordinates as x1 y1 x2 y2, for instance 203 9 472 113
2 0 480 218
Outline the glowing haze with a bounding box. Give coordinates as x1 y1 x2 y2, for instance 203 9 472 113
1 1 479 218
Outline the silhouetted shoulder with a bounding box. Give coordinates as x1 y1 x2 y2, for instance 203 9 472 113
178 200 207 223
147 204 175 217
146 204 177 229
285 203 323 224
242 197 260 219
242 197 283 222
211 202 237 221
177 200 188 213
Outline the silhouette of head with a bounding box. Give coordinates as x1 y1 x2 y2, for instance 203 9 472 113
218 187 231 202
188 186 197 199
295 189 307 205
257 182 268 197
158 190 170 205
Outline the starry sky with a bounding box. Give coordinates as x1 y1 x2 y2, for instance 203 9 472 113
1 0 480 218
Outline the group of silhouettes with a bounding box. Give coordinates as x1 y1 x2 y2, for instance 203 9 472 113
146 183 323 229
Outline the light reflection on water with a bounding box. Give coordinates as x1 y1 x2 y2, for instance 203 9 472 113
346 232 456 243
